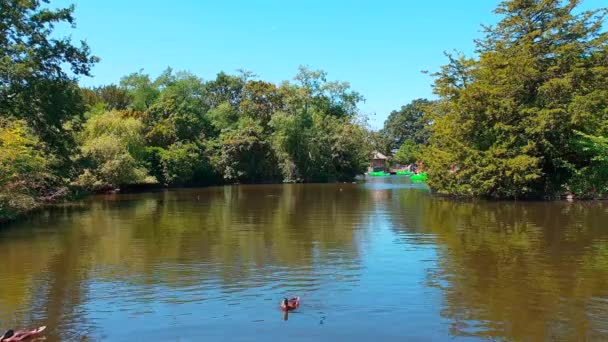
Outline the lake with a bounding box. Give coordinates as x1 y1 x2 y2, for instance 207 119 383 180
1 177 607 341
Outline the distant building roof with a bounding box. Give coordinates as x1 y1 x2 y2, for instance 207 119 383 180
372 151 387 160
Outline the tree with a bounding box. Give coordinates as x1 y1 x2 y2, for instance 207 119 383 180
423 0 608 198
293 66 363 118
74 110 153 191
568 131 608 197
208 117 277 183
270 110 369 182
207 102 239 132
382 99 432 151
266 67 369 182
324 115 371 180
158 142 211 186
120 71 160 112
0 118 56 221
240 80 284 125
144 70 209 146
0 0 98 156
393 139 420 165
204 72 244 109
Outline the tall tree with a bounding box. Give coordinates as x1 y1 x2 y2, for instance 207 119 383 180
382 98 432 151
424 0 608 198
0 0 98 156
240 80 284 125
204 72 245 109
120 70 160 112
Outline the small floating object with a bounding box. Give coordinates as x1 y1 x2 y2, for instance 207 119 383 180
368 171 390 177
281 297 300 311
1 326 46 342
410 173 428 182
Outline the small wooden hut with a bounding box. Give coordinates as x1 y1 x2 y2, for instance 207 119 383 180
370 151 388 172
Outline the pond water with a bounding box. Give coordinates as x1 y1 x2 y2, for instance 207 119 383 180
1 177 607 341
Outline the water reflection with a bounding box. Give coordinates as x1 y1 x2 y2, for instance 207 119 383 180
389 192 608 340
1 180 607 340
0 184 372 340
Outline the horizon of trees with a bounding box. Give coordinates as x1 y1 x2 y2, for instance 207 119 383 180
2 0 608 223
0 1 372 222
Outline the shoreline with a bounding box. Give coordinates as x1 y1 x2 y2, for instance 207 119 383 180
4 177 606 227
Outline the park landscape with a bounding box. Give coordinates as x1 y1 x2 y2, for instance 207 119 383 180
1 0 608 340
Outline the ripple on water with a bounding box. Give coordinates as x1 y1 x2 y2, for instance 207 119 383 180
3 184 608 341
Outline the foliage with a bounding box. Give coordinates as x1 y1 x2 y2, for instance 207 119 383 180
120 70 161 112
73 111 153 191
240 80 284 125
82 85 132 110
568 131 608 198
270 110 370 182
393 139 420 165
0 0 97 221
382 99 433 151
0 0 97 157
422 0 608 198
158 142 213 186
208 117 277 183
69 66 369 190
144 70 210 146
0 118 57 220
207 103 239 132
204 72 245 108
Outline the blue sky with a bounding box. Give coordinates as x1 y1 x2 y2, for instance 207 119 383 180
55 0 604 128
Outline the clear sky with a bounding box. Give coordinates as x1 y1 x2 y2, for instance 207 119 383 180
54 0 604 128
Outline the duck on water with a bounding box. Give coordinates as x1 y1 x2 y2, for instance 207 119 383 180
1 327 46 342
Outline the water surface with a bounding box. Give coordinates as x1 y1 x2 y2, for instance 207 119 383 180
1 177 607 341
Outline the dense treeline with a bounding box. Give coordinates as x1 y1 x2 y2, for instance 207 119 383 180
0 1 370 222
3 0 608 222
382 0 608 199
76 67 370 190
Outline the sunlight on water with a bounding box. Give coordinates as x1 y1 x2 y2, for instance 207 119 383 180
1 177 607 340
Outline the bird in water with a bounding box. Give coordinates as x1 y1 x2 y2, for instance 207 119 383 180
281 297 300 312
1 326 46 342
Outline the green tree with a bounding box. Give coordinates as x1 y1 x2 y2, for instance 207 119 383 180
120 70 160 112
270 110 369 182
144 70 209 146
423 0 608 198
0 118 56 221
207 102 239 132
568 131 608 197
0 0 97 157
293 66 363 118
267 67 369 182
74 110 154 191
204 72 244 109
382 99 432 150
208 117 277 183
240 80 284 125
393 139 420 165
158 142 212 186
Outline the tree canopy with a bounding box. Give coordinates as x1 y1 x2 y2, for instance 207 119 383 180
0 0 98 157
421 0 608 198
382 98 432 152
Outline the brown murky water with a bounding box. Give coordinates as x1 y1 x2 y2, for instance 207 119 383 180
1 177 607 341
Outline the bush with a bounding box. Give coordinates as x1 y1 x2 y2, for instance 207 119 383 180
0 119 56 221
159 142 208 186
73 111 155 191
